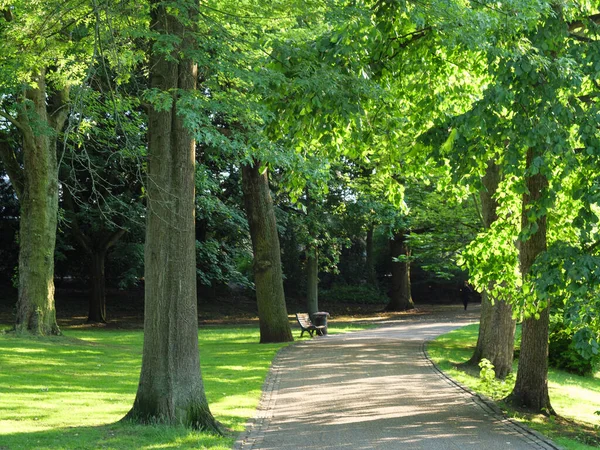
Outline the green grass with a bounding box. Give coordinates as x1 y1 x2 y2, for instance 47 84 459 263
0 322 370 450
427 324 600 450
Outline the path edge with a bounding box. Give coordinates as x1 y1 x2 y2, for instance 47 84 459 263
421 340 565 450
233 342 297 450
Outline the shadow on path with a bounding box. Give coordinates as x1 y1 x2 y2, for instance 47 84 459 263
236 305 560 450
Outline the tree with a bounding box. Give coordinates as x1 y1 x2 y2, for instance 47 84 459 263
507 148 552 412
60 81 146 323
125 0 219 430
437 2 600 412
306 245 319 315
64 194 126 324
242 161 293 343
387 229 414 311
0 6 72 333
465 161 516 379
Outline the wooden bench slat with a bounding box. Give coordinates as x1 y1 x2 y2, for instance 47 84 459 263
296 313 326 338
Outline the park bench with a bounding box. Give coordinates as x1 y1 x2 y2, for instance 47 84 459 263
296 312 326 338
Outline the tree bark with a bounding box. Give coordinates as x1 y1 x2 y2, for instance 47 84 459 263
86 229 125 323
469 292 516 378
365 224 378 287
386 231 414 311
124 0 219 431
467 161 516 378
88 250 108 323
306 246 319 316
242 161 293 343
506 148 553 413
10 71 68 335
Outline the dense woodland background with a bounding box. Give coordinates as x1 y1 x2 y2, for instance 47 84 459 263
1 0 599 429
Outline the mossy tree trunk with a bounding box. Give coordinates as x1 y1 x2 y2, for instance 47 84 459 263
386 230 414 311
0 70 68 336
242 161 293 344
467 161 516 378
506 148 554 414
124 0 219 431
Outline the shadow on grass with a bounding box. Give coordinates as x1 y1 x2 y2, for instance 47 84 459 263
428 322 600 450
1 422 234 450
0 326 289 450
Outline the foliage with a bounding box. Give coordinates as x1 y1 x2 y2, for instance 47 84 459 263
549 316 598 377
479 358 496 384
106 241 144 289
532 243 600 363
425 7 600 388
2 0 600 431
428 324 600 449
320 284 388 304
195 163 252 288
478 357 516 398
0 165 18 281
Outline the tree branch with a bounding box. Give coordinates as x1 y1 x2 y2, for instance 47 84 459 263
389 27 432 43
0 109 25 132
568 13 600 32
585 240 600 255
387 28 430 61
2 8 13 22
409 226 434 234
62 187 93 254
48 87 71 132
102 228 127 251
568 13 600 43
0 136 24 200
568 33 596 43
577 93 599 104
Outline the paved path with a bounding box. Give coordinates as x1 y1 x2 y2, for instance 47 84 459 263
235 305 561 450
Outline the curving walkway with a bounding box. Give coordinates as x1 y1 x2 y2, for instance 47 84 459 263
235 305 561 450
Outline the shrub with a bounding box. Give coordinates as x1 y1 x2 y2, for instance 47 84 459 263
479 358 496 384
548 319 596 376
320 284 388 304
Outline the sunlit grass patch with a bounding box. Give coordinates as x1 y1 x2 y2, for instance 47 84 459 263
0 327 280 449
0 322 371 449
427 323 600 450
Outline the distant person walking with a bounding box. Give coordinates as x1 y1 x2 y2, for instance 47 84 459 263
460 281 472 310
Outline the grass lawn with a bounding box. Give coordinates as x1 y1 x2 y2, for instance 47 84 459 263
427 323 600 450
0 322 369 450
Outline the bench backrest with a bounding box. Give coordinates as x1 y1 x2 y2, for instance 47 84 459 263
296 313 313 328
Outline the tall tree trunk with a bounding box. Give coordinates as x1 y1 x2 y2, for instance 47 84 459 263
242 161 293 344
469 292 516 378
386 231 414 311
507 148 553 413
124 1 219 431
306 246 319 316
8 71 68 335
86 228 125 323
365 224 377 287
88 250 107 323
467 161 516 378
